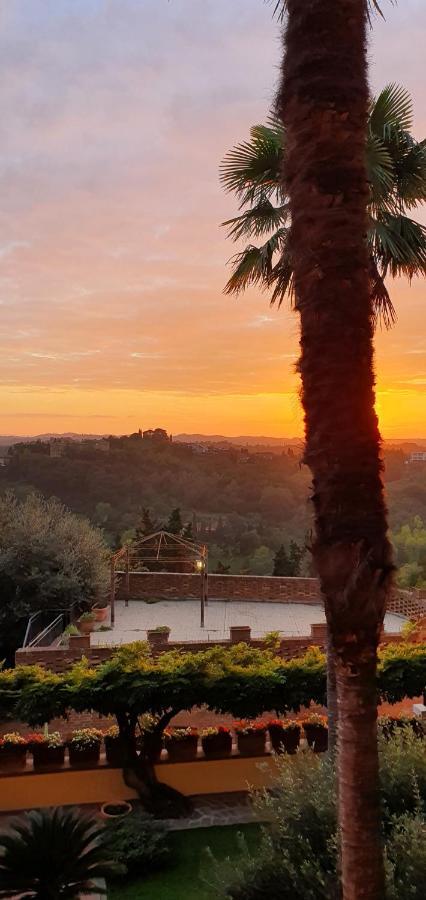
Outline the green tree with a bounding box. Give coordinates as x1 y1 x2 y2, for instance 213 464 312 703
0 492 109 663
393 516 426 586
182 520 194 540
288 540 304 576
167 508 183 535
135 508 157 540
221 87 426 327
272 544 290 576
275 1 395 897
248 545 274 575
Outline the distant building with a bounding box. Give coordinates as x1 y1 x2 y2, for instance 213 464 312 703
0 452 10 467
49 440 67 458
408 451 426 464
93 439 110 453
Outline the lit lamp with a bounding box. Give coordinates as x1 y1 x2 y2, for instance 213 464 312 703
196 558 206 627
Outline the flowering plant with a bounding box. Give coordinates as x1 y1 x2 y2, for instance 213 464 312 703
104 725 120 741
68 728 103 750
267 719 300 732
233 721 266 735
28 732 63 748
164 727 198 742
200 726 231 738
1 732 27 746
303 714 328 728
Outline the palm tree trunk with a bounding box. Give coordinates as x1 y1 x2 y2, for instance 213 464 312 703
326 632 338 753
277 2 393 898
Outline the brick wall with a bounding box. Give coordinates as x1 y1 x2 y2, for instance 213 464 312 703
15 625 403 673
117 571 321 603
117 571 426 617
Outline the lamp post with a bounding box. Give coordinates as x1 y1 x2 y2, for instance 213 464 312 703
196 558 206 628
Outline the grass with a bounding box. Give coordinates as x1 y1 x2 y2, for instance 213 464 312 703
108 823 260 900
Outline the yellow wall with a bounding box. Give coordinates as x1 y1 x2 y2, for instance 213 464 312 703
0 757 277 812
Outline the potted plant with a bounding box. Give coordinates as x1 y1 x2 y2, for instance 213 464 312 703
234 721 267 757
137 713 163 763
28 732 65 770
103 725 124 767
164 727 198 762
201 726 233 759
93 601 109 623
303 714 328 753
67 728 103 767
0 732 28 771
268 719 301 754
60 624 80 646
78 611 96 634
147 625 171 646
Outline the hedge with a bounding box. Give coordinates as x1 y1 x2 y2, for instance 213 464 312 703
0 641 424 727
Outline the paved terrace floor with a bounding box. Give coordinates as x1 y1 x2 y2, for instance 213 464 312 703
91 600 406 646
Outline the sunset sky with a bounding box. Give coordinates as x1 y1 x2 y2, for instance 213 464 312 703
0 0 425 438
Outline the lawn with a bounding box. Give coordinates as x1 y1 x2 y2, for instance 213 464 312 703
108 823 260 900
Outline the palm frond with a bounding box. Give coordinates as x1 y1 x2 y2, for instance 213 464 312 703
224 230 287 297
222 200 290 242
220 124 283 207
269 0 391 24
368 257 396 329
366 131 395 209
394 138 426 209
369 214 426 279
369 83 413 140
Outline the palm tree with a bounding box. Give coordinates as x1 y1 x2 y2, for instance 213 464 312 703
0 807 116 899
221 89 426 328
269 1 399 898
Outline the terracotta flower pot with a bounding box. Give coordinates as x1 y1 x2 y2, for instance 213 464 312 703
78 618 95 635
201 731 233 760
236 731 266 757
68 744 101 767
0 745 27 772
268 724 300 754
31 744 65 770
304 724 328 753
94 607 108 623
166 734 198 763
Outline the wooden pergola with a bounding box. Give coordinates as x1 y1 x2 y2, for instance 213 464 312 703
110 531 208 627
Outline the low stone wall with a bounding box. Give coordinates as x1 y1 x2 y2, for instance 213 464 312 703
15 624 403 673
117 571 321 603
117 571 426 618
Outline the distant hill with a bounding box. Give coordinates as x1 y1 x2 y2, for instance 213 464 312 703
174 433 302 446
0 433 107 446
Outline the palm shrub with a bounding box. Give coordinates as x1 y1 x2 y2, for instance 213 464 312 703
0 807 116 899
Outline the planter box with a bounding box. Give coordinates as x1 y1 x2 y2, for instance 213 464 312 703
236 731 266 757
68 745 101 768
304 725 328 753
202 732 233 760
268 725 300 754
31 745 65 770
166 735 198 763
69 634 91 650
230 626 251 643
147 630 170 646
105 739 125 768
0 746 27 772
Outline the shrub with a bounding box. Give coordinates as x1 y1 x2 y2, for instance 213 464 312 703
209 734 426 900
105 813 170 879
233 721 266 735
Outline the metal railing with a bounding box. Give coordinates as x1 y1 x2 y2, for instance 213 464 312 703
22 603 79 649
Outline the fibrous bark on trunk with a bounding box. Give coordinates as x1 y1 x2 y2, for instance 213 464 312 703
277 1 393 897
